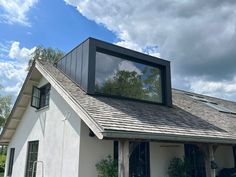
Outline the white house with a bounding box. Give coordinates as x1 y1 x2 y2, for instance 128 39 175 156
1 38 236 177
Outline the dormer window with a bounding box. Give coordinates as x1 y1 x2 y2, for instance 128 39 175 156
31 83 51 109
95 51 163 103
56 38 172 106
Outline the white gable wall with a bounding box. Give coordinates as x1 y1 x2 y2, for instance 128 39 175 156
79 121 113 177
5 75 233 177
5 77 81 177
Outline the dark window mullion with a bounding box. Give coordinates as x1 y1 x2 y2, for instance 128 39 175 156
38 91 42 108
114 141 150 177
7 148 15 176
25 141 39 177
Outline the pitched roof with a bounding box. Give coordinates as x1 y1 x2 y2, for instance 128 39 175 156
38 60 236 144
1 60 236 144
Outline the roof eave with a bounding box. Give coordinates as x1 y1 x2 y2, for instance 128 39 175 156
102 130 236 145
35 61 104 139
0 61 40 145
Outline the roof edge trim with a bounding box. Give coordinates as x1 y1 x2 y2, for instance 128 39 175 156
103 130 236 144
0 62 38 144
35 61 104 139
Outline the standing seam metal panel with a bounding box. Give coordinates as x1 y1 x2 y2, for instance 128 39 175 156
81 41 89 91
71 49 77 81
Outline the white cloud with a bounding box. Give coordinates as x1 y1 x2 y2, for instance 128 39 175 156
65 0 236 101
188 77 236 101
0 0 38 26
4 82 22 94
9 41 36 60
0 61 28 81
116 40 141 52
118 60 141 75
0 41 35 96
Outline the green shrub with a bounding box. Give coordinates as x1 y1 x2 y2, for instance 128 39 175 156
168 157 190 177
0 154 6 173
96 155 118 177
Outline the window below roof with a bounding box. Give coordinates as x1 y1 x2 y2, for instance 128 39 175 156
7 148 15 176
95 51 163 104
114 141 150 177
25 141 39 177
185 144 206 177
31 83 51 110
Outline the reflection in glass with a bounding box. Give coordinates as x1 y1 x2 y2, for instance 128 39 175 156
95 52 163 103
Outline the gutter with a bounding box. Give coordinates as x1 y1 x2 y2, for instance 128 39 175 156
103 130 236 145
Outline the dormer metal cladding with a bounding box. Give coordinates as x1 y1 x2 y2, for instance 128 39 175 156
56 38 172 106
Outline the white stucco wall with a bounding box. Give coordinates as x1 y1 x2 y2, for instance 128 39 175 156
79 121 113 177
215 145 234 173
5 77 81 177
150 142 185 177
5 76 234 177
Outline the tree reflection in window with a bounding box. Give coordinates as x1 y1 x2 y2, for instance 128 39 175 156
95 52 162 103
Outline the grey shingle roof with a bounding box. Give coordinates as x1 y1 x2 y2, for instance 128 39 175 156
39 60 236 144
173 89 236 139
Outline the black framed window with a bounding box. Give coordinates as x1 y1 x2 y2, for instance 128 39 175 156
95 52 163 104
185 144 206 177
233 146 236 168
7 148 15 176
31 84 51 109
114 141 150 177
25 141 39 177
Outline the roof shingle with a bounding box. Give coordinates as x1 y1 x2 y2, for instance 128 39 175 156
39 60 236 143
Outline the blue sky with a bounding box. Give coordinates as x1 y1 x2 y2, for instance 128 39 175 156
1 0 236 102
0 0 116 99
0 0 115 52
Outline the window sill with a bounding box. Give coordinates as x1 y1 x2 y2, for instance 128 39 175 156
35 105 49 112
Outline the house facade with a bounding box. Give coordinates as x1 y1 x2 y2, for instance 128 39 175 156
1 38 236 177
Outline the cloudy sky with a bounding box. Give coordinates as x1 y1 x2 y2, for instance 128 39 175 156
0 0 236 102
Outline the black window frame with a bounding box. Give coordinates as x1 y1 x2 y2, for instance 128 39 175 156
55 38 172 107
185 144 206 177
233 146 236 168
114 141 150 177
25 141 39 177
31 83 51 109
7 148 15 176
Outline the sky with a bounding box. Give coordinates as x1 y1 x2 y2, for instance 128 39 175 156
0 0 236 102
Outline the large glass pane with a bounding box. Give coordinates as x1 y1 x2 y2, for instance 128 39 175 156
95 52 163 103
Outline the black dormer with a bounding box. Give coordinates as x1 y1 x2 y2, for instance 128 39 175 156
56 38 172 106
